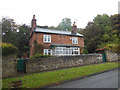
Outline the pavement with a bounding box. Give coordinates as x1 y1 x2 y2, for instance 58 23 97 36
49 69 119 88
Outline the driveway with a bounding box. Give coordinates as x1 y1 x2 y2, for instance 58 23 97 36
49 69 118 88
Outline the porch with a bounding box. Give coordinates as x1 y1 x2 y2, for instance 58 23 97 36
44 43 80 56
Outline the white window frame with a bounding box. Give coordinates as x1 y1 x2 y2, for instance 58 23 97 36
72 37 78 44
43 35 51 43
70 47 80 55
55 47 64 55
55 47 80 55
44 49 52 55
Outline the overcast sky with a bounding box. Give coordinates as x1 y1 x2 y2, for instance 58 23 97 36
0 0 119 28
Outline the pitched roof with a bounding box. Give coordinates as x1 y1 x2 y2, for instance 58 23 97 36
34 27 83 37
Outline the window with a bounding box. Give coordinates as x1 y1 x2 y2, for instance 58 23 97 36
72 37 78 44
55 47 80 55
55 47 64 55
44 49 51 55
43 35 51 43
71 47 79 55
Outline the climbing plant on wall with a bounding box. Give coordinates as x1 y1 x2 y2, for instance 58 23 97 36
33 40 44 55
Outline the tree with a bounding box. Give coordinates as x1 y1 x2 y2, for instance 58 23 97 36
81 22 102 53
107 14 120 53
2 17 31 57
110 14 120 38
97 14 120 49
57 18 72 31
2 18 18 45
80 14 114 53
16 24 30 57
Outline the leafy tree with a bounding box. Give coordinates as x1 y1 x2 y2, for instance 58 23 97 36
81 22 102 53
16 24 30 57
2 17 31 57
81 14 120 53
97 14 120 49
108 14 120 53
2 18 18 44
57 18 72 31
110 14 120 38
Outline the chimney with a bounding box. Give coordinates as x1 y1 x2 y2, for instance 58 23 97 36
71 21 77 35
31 15 37 31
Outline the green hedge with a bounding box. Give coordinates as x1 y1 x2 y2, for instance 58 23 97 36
106 44 120 53
2 42 18 55
30 54 51 59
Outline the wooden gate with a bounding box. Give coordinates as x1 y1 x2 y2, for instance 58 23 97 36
102 54 106 62
17 59 26 72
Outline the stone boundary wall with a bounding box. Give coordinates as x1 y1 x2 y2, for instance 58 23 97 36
105 50 119 62
2 54 17 78
26 54 102 74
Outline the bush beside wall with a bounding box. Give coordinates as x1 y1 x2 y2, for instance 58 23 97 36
2 42 18 55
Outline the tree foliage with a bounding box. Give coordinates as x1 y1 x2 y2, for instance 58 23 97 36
80 14 120 53
16 24 30 56
2 18 18 44
2 17 30 57
57 18 72 31
81 22 102 53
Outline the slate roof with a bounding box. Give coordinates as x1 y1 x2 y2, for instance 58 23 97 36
34 27 83 37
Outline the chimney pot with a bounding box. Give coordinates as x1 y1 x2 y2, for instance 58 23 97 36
31 15 37 30
71 21 77 34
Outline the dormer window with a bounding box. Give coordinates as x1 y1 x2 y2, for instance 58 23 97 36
43 35 51 43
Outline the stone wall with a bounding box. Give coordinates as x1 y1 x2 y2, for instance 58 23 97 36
2 54 17 78
105 50 119 62
26 54 102 74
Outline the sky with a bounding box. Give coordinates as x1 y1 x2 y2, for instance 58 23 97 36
0 0 119 28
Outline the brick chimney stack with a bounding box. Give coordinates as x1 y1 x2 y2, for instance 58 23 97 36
31 15 37 31
71 21 77 35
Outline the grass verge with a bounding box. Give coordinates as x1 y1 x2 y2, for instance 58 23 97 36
2 62 118 88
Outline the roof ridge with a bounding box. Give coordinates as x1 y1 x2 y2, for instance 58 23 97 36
35 27 83 36
36 27 71 32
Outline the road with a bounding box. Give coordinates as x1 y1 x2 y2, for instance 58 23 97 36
49 69 118 88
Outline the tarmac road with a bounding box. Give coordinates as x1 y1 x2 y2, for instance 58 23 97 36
49 69 118 88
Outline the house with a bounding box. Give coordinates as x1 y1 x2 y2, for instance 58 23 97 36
29 15 84 57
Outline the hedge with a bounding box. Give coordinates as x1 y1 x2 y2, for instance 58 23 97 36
30 54 51 59
2 42 18 55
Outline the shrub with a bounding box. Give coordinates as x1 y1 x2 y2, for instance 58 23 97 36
106 44 120 53
30 54 51 59
33 40 44 55
2 42 18 55
83 49 89 54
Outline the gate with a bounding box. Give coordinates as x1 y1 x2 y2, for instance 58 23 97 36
17 59 26 72
102 54 106 62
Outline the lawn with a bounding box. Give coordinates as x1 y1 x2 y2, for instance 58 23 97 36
2 62 118 88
